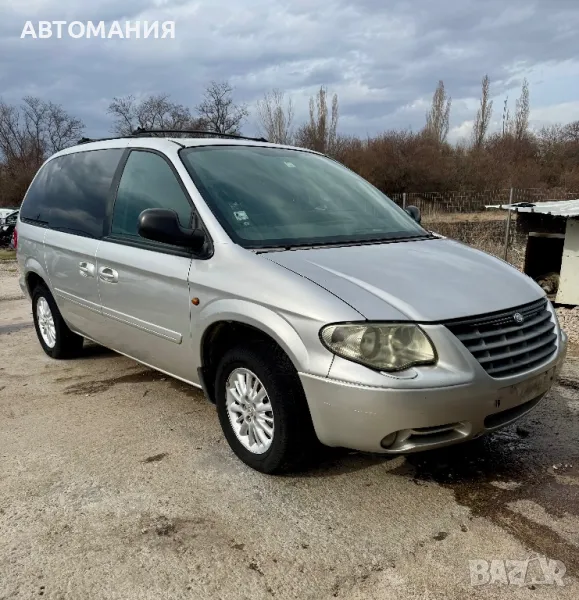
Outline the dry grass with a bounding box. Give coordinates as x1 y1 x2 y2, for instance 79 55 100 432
425 216 525 270
0 249 16 261
469 238 526 271
422 211 508 224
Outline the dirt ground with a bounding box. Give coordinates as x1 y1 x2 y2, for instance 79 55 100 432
1 263 578 599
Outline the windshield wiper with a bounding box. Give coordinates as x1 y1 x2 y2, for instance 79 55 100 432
254 233 437 253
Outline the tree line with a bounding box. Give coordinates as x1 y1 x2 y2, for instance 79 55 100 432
1 77 579 208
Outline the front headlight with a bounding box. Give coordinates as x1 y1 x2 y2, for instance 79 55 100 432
320 323 437 372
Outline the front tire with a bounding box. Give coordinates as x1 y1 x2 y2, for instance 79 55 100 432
32 285 84 359
215 343 318 474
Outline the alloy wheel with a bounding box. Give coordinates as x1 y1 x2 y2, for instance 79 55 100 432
225 368 275 454
37 297 56 348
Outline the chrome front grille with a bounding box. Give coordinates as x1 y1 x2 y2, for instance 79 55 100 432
444 298 557 378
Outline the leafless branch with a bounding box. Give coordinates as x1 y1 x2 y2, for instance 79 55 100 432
196 81 249 135
472 75 493 147
425 80 452 143
256 89 294 144
107 94 204 136
295 86 339 154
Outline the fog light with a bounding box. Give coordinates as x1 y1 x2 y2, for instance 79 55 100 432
380 433 397 448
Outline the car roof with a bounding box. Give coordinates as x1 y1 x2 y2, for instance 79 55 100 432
49 137 319 160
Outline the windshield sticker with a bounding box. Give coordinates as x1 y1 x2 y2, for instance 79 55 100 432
233 211 249 222
284 162 296 168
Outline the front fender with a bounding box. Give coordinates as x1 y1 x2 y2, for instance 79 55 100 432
195 299 312 373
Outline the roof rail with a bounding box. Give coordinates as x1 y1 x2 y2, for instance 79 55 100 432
131 128 268 143
76 129 269 146
77 135 134 145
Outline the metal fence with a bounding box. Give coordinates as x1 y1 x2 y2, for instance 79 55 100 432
388 188 579 219
387 188 579 269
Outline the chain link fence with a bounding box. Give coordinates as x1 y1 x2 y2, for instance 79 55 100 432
388 188 579 269
389 188 579 218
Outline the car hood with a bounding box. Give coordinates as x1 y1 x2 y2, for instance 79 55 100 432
263 238 544 321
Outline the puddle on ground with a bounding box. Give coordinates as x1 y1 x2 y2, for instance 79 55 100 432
169 379 202 399
558 377 579 391
62 368 205 401
64 370 167 395
391 380 579 575
0 322 33 335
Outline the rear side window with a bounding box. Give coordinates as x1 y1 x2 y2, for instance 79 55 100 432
111 150 192 237
20 149 123 238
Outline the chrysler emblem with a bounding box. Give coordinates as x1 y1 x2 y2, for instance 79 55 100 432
513 312 524 324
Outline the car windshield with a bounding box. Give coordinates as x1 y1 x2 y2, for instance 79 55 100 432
180 146 428 249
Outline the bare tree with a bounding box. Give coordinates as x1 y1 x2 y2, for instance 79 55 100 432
472 75 493 148
562 120 579 143
0 97 84 207
256 89 294 144
502 97 510 136
108 94 204 135
196 81 249 135
425 80 451 143
295 86 339 154
512 78 530 140
0 96 84 165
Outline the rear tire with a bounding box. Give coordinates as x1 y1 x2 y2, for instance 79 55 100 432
32 284 84 359
215 343 318 474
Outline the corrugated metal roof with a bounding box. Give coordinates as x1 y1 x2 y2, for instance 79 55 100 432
485 199 579 217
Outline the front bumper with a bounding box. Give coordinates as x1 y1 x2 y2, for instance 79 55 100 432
299 329 568 454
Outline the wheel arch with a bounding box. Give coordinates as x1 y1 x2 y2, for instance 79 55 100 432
24 260 50 296
197 301 310 402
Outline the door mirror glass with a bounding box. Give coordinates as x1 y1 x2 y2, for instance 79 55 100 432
138 208 205 250
405 205 421 224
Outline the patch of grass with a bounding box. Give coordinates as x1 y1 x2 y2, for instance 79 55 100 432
0 249 16 261
422 211 508 224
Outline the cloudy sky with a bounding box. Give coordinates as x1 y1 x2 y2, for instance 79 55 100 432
1 0 578 142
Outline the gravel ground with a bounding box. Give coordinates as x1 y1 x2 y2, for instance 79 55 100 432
0 260 23 302
556 306 579 349
1 263 579 599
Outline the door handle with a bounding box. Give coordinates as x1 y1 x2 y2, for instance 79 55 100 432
79 261 96 278
98 266 119 284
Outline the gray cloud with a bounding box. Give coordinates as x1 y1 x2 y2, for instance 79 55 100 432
0 0 578 139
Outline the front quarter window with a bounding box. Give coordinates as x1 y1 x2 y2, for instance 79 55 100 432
111 150 193 237
180 146 427 249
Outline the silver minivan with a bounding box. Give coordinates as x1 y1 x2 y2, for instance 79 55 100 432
17 132 568 473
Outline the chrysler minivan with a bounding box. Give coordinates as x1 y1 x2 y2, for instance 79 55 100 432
17 132 567 473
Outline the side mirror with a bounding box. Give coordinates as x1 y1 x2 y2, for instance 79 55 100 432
138 208 206 251
405 205 421 224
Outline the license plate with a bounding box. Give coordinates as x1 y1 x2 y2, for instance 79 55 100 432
498 366 558 405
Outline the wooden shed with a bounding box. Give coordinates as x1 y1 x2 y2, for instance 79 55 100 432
486 200 579 306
